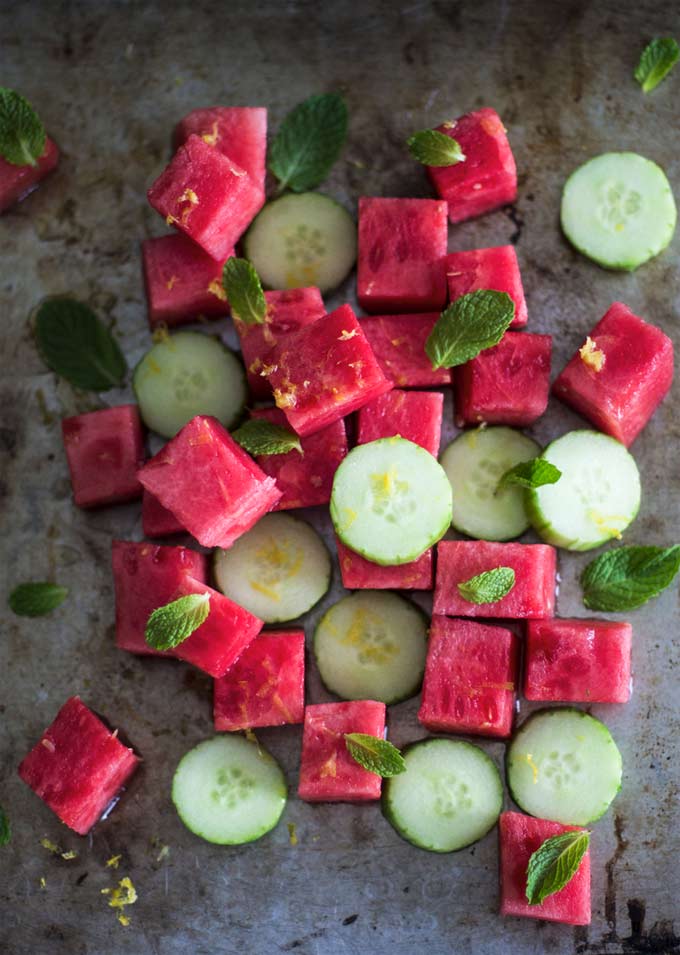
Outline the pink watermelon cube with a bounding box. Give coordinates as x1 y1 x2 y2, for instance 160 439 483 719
18 696 139 835
418 617 519 738
137 415 282 548
426 108 517 223
524 618 632 704
357 389 443 457
552 302 674 446
266 304 392 436
434 541 557 619
357 197 448 312
499 811 591 925
61 405 145 509
454 332 552 427
445 246 527 328
141 490 185 538
360 314 452 388
336 537 433 590
298 701 387 803
213 629 305 731
147 134 264 261
0 137 59 214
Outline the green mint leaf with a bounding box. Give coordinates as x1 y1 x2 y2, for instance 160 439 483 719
268 93 348 192
0 806 11 847
232 418 303 456
425 290 515 370
344 734 406 777
145 593 210 651
581 544 680 612
9 582 68 617
35 297 127 391
407 129 465 167
634 37 679 93
498 458 562 492
526 830 590 905
0 87 46 166
458 567 515 605
223 258 266 325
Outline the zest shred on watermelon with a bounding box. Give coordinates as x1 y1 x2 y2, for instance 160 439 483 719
336 537 433 590
357 389 444 457
359 314 452 388
0 137 59 214
445 246 528 328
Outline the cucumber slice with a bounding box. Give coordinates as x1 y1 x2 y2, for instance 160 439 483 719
383 739 503 853
527 430 640 551
331 437 452 566
440 427 540 541
561 152 677 271
133 331 246 438
243 192 356 294
507 708 622 826
213 513 331 624
171 735 287 845
313 591 427 704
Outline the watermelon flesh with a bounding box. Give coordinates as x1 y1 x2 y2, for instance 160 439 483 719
359 314 452 388
336 537 433 590
0 137 59 214
357 389 443 457
17 696 139 835
445 246 527 328
142 490 185 538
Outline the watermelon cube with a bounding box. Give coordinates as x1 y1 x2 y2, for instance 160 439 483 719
499 811 591 925
454 332 552 427
357 389 443 457
265 304 392 437
418 617 519 738
61 405 145 509
18 696 139 835
553 302 674 446
357 197 448 313
298 701 387 803
426 108 517 223
445 246 527 328
0 137 59 214
141 490 185 538
524 618 632 704
434 541 557 619
336 537 433 590
137 415 282 548
213 629 305 731
147 134 264 261
360 314 452 388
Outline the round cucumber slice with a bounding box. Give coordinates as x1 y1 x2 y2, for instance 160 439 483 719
440 427 540 541
507 708 622 826
527 429 641 551
172 735 287 845
561 152 677 271
331 437 452 566
313 591 427 704
383 739 503 853
243 192 357 293
133 330 246 438
213 513 331 624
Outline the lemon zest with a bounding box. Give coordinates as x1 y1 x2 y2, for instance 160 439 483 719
287 823 298 846
579 336 606 372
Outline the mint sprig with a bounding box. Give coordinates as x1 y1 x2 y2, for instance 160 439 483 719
407 129 465 167
498 459 562 492
268 93 348 193
526 830 590 905
0 806 10 847
232 418 302 456
425 290 515 370
0 88 46 166
9 582 68 617
344 734 406 777
581 544 680 612
145 593 211 651
634 37 679 93
223 258 266 325
458 567 515 604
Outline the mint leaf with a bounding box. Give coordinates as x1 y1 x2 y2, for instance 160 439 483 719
458 567 515 604
232 418 302 456
9 582 68 617
35 297 127 391
0 806 10 847
425 290 515 370
0 88 46 166
269 93 348 192
581 545 680 612
498 459 562 492
526 830 590 905
145 593 210 651
344 734 406 777
634 37 679 93
407 129 465 167
223 258 266 325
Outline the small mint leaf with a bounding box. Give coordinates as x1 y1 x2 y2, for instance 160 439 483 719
0 87 46 166
268 93 348 192
407 129 465 167
425 290 515 370
0 806 11 847
458 567 515 605
526 830 590 905
344 734 406 777
634 37 679 93
581 544 680 612
498 458 562 492
9 582 68 617
223 258 266 325
232 418 302 457
145 593 210 651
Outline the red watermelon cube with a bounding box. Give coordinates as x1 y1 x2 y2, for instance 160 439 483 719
62 405 145 509
141 490 185 538
426 108 517 223
298 701 387 803
454 332 552 427
357 389 443 457
499 811 591 925
357 197 448 312
147 134 264 261
434 541 556 619
359 314 452 388
445 246 527 328
266 304 392 436
336 537 433 590
0 137 59 214
213 629 305 731
552 302 674 446
418 617 519 738
18 696 139 835
524 618 632 704
137 415 282 548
